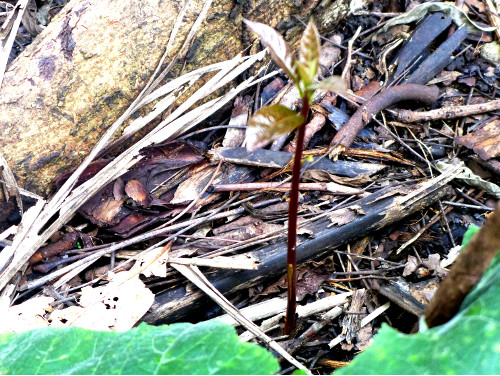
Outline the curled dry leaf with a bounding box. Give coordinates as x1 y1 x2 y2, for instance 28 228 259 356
297 19 320 86
50 272 154 332
113 177 125 201
243 19 297 83
245 104 304 151
125 179 151 207
91 197 125 224
0 297 54 333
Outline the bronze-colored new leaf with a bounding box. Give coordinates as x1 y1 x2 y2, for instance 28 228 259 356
245 104 305 151
243 19 298 83
297 19 320 86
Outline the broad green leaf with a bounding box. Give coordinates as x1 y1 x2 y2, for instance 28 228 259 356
0 321 279 375
294 369 309 375
311 76 349 97
297 19 320 85
461 224 480 249
337 227 500 375
243 19 298 83
245 104 304 151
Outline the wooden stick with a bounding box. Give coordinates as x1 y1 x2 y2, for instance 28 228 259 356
395 100 500 123
211 182 362 194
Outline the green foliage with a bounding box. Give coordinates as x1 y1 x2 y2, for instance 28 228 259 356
0 321 279 375
293 369 309 375
337 226 500 375
461 224 480 248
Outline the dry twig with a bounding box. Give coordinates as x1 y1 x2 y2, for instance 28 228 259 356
395 99 500 122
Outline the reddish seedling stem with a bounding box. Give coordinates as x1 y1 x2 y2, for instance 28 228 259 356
284 94 310 334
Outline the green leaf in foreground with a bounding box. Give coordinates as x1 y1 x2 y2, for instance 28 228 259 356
337 237 500 375
245 104 304 151
293 369 309 375
0 321 279 375
461 224 480 248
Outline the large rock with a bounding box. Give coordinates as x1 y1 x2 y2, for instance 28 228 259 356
0 0 372 196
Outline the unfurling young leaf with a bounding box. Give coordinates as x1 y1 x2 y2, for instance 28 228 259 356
297 19 320 86
243 19 298 83
245 104 305 151
312 75 350 97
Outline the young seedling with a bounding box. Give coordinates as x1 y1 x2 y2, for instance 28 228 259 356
243 18 347 334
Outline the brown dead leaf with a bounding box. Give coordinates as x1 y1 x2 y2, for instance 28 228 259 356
211 216 282 246
327 206 362 227
108 212 152 236
113 177 125 201
355 320 373 351
458 76 477 87
354 80 381 100
255 257 335 301
403 255 419 276
50 272 154 331
171 163 252 207
91 197 126 225
78 141 205 232
261 78 286 104
456 119 500 160
0 297 53 333
403 254 447 278
125 179 151 207
409 278 440 305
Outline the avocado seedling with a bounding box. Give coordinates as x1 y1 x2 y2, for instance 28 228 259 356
243 18 347 334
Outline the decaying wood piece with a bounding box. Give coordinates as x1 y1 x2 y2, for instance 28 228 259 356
0 0 373 196
455 119 500 161
389 12 451 83
210 182 363 194
208 147 386 177
142 166 461 324
404 25 468 85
